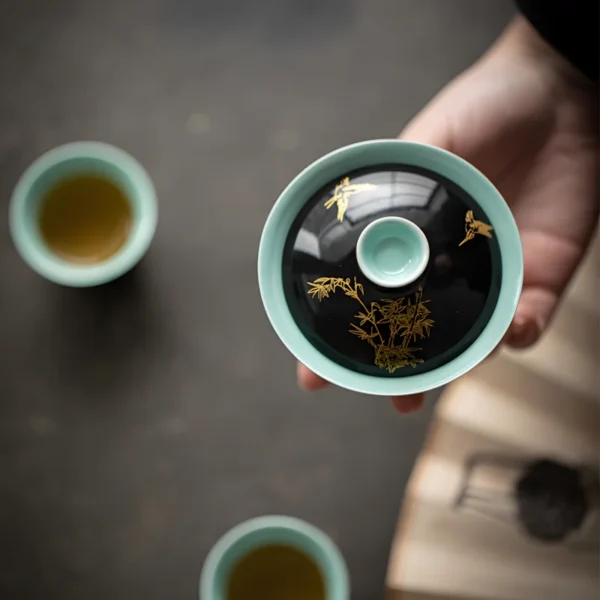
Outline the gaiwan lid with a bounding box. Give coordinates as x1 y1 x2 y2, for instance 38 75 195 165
259 140 523 396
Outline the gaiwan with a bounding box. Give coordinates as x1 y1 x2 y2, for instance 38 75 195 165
258 140 523 396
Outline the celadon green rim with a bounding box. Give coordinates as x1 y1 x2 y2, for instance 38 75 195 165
258 139 523 396
199 515 349 600
9 141 157 287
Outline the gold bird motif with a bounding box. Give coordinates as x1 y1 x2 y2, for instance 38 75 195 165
459 210 493 246
324 177 377 222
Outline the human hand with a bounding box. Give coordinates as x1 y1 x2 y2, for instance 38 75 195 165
298 16 598 413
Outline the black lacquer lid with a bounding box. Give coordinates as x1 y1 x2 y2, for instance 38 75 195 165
282 165 501 378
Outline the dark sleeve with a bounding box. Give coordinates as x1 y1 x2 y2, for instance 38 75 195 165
516 0 599 81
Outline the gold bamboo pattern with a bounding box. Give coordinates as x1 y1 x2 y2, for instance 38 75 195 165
307 277 434 373
459 210 493 246
324 177 377 222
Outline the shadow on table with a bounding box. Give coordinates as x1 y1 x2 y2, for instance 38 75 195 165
48 261 170 401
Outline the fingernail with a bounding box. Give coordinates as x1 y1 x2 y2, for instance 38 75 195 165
392 396 423 414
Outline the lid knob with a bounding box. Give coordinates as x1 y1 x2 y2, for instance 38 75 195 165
356 217 429 288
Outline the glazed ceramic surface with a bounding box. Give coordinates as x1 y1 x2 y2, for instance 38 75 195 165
259 140 522 395
10 142 157 287
199 516 349 600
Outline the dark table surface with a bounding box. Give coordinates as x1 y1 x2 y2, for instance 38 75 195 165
0 1 512 598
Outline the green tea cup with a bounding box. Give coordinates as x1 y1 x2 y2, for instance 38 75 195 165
10 141 157 287
199 516 349 600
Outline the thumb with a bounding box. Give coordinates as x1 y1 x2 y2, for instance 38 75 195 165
398 107 455 150
397 80 461 150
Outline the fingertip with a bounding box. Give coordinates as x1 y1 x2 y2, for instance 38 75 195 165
504 312 542 349
505 287 556 349
297 363 330 392
391 394 425 414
